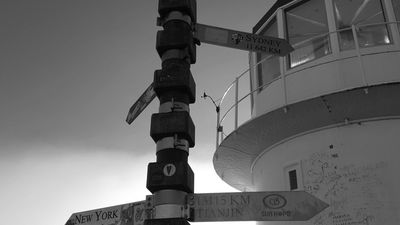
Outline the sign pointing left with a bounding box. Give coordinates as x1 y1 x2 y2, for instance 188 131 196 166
126 83 157 125
65 201 147 225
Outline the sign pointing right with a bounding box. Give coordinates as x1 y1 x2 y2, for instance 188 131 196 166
195 23 294 56
188 191 329 222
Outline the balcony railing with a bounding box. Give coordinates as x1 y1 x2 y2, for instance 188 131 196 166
215 21 400 149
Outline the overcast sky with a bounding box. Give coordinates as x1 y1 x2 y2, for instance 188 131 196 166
0 1 276 225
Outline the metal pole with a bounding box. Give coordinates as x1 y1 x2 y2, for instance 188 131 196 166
146 1 197 225
216 106 220 148
352 25 368 86
235 77 239 130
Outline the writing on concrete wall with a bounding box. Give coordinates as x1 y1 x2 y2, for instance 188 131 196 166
298 149 398 225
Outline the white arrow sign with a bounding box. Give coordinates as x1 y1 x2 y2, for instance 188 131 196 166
195 23 294 56
65 201 147 225
188 191 328 222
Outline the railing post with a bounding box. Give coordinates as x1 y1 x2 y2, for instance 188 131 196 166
351 24 368 86
216 106 220 148
249 52 255 115
280 55 288 108
235 77 239 130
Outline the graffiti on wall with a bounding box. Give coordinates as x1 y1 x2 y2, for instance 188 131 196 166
299 149 398 225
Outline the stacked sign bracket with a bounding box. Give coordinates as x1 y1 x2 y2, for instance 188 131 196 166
65 1 329 225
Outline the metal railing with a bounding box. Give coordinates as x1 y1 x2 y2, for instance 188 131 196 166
215 21 400 149
214 54 275 148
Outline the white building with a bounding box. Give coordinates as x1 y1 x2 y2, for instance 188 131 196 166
213 0 400 224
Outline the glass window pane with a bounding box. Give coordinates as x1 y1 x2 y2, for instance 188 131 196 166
285 0 331 68
289 170 298 191
392 0 400 30
334 0 391 50
257 18 280 92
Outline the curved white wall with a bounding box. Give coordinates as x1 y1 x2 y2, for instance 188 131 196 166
253 50 400 117
252 119 400 225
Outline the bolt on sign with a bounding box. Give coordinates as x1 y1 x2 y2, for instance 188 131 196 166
65 201 147 225
187 191 329 222
195 23 294 56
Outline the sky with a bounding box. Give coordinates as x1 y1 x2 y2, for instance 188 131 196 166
0 1 276 225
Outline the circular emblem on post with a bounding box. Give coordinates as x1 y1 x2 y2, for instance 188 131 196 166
263 194 287 209
163 164 176 177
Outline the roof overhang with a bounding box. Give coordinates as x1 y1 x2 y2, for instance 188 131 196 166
253 0 295 33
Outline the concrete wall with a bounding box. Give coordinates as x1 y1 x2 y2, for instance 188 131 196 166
252 119 400 225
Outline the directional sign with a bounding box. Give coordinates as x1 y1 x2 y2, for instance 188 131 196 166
195 23 294 56
126 83 156 125
188 191 328 222
65 201 147 225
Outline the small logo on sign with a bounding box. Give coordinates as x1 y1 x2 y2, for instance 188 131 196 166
231 33 244 45
263 194 287 209
163 164 176 176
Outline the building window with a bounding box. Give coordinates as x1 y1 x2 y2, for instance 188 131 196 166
288 170 298 190
393 0 400 30
257 18 280 92
285 0 331 68
284 162 302 191
334 0 392 51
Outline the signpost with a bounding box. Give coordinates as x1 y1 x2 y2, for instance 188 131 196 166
125 15 294 127
65 2 325 225
65 191 328 225
188 191 329 222
195 23 294 56
126 83 156 125
65 201 147 225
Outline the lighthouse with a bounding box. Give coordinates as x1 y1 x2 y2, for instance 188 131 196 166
213 0 400 224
